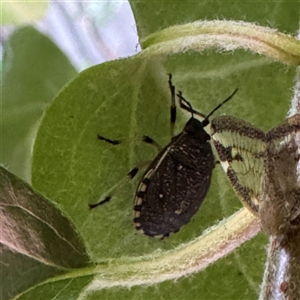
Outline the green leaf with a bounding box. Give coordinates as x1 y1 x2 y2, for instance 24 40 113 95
31 47 295 298
130 0 299 42
9 207 263 300
1 26 77 182
0 166 89 300
6 2 300 299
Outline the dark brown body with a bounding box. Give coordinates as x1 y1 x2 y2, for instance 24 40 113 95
133 118 214 238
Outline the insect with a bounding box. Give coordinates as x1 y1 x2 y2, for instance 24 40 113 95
210 114 300 299
89 75 238 238
210 114 300 235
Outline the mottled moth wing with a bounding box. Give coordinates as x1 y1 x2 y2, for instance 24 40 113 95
211 114 300 235
211 114 300 298
210 116 267 215
259 115 300 300
134 129 214 238
258 114 300 235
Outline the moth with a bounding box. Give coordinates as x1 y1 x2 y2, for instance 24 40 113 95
210 114 300 234
210 114 300 298
90 75 237 238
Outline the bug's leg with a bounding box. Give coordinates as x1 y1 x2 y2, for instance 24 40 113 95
168 74 176 138
97 134 162 151
97 135 119 145
90 132 162 209
89 160 151 209
89 167 139 209
141 135 162 151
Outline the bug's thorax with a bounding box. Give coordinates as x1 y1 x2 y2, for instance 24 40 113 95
165 117 214 172
183 117 210 142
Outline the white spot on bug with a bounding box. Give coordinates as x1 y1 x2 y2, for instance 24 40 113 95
159 194 164 199
135 197 143 205
139 183 147 192
134 222 141 227
137 228 145 234
154 234 164 239
177 164 183 170
175 201 186 215
144 168 154 179
221 161 230 172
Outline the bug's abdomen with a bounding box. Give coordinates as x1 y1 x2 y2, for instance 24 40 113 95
134 140 214 238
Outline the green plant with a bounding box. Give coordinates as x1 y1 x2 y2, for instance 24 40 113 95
1 2 300 299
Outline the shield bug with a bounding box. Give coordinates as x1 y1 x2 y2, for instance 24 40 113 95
89 75 238 238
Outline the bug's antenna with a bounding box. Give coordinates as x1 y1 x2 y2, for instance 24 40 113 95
177 88 238 125
203 88 238 126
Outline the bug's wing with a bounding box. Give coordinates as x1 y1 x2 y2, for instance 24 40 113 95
259 114 300 234
210 116 267 215
134 139 214 238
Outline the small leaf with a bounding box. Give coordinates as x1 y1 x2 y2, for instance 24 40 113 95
1 26 77 182
0 166 89 300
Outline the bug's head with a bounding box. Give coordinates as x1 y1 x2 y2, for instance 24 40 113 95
184 117 211 141
177 88 238 138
